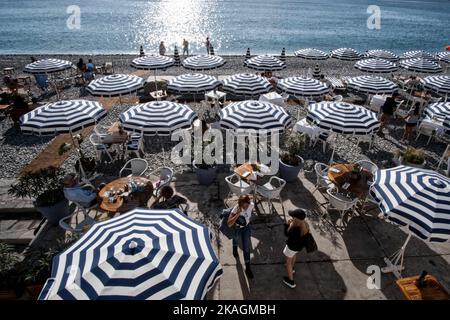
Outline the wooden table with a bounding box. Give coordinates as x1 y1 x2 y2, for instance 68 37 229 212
396 275 450 300
328 163 373 198
234 163 258 182
98 176 153 213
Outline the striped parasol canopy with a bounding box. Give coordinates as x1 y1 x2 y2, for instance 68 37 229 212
173 46 181 66
307 102 380 135
219 100 292 132
221 73 272 97
20 100 106 135
330 48 363 61
119 101 197 136
86 74 145 96
167 73 220 94
421 75 450 95
424 102 450 130
38 209 223 300
130 55 174 70
244 55 286 71
370 166 450 242
346 75 398 95
245 48 251 60
280 48 286 62
365 49 399 61
401 50 435 61
436 51 450 63
276 77 330 97
354 58 398 73
399 58 442 73
24 58 73 74
182 55 225 71
294 48 328 60
313 64 321 79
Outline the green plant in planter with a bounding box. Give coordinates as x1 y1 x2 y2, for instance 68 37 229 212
0 242 21 291
397 147 425 165
280 134 306 166
8 167 66 207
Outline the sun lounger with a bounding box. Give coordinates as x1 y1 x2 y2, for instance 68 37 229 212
326 76 346 90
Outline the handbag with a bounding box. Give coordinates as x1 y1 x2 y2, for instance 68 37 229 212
303 233 318 253
227 210 240 227
219 208 234 239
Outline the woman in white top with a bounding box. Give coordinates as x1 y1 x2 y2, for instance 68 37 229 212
230 195 254 279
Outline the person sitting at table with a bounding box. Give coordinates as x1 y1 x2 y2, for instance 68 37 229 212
152 186 188 213
402 102 421 142
378 92 399 134
62 173 101 208
405 75 422 93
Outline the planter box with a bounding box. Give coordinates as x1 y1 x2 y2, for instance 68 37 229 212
35 199 70 225
279 156 304 182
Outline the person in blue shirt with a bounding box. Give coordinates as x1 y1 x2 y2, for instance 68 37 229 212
84 59 95 81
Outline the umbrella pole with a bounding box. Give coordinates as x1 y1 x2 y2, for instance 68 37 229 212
328 134 337 164
154 69 158 94
381 233 412 279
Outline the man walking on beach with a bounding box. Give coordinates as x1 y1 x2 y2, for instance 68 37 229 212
205 37 211 55
159 41 166 56
182 39 189 56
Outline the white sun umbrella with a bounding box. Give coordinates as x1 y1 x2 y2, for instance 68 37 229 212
436 51 450 63
24 58 73 74
330 48 363 61
354 58 398 73
365 49 399 62
307 102 380 162
182 55 225 71
421 75 450 99
38 208 223 300
19 100 106 136
401 50 435 61
119 101 197 136
219 100 292 133
424 102 450 141
244 55 286 71
370 166 450 278
277 76 330 98
294 48 329 60
130 55 174 92
399 58 442 74
167 73 221 94
86 74 145 97
347 75 399 95
221 73 272 98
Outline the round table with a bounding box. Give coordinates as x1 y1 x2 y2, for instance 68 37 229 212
328 163 373 198
98 176 153 213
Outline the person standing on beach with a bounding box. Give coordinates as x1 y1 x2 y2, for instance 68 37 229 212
379 92 399 134
182 39 189 56
205 37 211 55
76 58 86 73
159 41 166 56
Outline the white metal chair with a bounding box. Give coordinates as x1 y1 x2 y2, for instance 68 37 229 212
150 167 174 197
224 173 254 207
415 121 437 145
312 162 333 194
125 133 144 157
256 176 286 214
326 187 358 225
355 159 379 176
119 158 149 177
89 133 114 162
60 185 98 233
333 95 343 102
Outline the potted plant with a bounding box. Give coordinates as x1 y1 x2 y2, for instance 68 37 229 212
0 242 21 300
279 133 306 182
193 139 217 186
396 147 426 168
8 167 69 225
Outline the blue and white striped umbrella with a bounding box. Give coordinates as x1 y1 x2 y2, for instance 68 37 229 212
401 50 435 61
354 58 398 73
130 55 174 70
119 101 197 136
294 48 328 60
436 51 450 63
24 58 73 74
276 77 330 97
244 55 286 71
38 209 223 300
307 102 380 135
346 75 398 95
330 48 363 61
365 49 399 61
424 102 450 131
167 73 221 94
219 100 292 132
221 73 272 97
370 166 450 242
86 74 145 96
19 100 106 135
399 58 442 73
182 55 225 71
421 75 450 95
